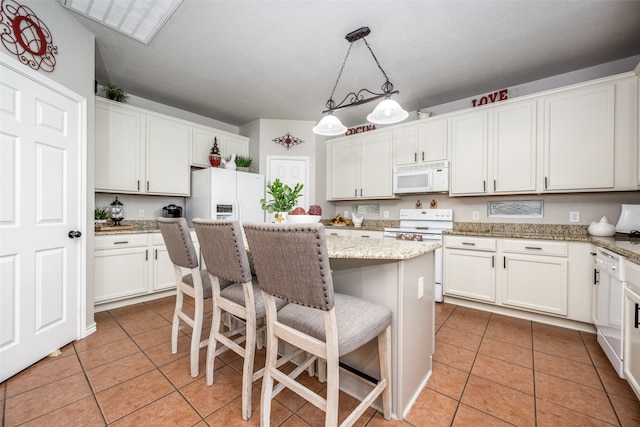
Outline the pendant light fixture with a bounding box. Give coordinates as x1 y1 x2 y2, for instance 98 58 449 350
313 27 408 136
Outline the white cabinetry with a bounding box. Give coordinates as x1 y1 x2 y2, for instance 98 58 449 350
543 83 614 191
444 236 592 323
327 131 394 200
191 126 249 168
145 114 190 195
449 99 537 196
94 234 150 303
325 228 383 238
95 232 199 308
95 97 191 196
394 118 447 166
624 260 640 400
444 236 496 302
449 111 488 195
501 239 568 316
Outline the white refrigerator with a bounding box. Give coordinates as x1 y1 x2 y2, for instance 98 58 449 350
186 168 265 226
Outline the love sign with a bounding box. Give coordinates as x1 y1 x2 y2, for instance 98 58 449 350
471 89 508 107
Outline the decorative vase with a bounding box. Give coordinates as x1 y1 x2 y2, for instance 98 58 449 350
209 154 221 167
275 212 287 223
225 154 237 170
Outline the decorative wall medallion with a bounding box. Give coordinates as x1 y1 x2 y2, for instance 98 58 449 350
272 132 304 150
0 0 58 72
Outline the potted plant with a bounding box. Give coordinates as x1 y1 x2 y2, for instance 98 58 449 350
102 84 128 103
234 155 253 172
94 206 110 226
260 179 303 223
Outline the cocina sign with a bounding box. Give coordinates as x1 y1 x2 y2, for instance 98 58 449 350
471 89 508 107
345 124 376 135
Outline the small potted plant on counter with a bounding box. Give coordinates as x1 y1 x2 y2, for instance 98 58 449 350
94 206 110 227
234 155 253 172
260 179 303 223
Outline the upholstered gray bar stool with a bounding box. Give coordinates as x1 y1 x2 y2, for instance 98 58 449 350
157 217 212 378
192 219 290 420
244 222 392 427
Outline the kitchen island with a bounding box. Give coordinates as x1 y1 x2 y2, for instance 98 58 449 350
323 235 439 420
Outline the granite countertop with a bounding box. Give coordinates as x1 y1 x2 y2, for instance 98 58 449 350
326 235 439 260
446 222 640 263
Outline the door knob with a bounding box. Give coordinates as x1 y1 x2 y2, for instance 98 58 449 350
68 230 82 238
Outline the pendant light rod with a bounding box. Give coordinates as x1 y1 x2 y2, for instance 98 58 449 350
321 26 400 114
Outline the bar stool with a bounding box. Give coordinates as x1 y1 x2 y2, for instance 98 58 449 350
244 222 392 427
192 219 290 420
157 217 212 378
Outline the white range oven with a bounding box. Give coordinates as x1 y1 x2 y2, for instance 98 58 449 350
384 209 453 302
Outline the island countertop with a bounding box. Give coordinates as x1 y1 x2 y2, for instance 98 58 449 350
326 235 439 260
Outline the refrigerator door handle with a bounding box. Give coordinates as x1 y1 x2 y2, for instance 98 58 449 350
234 197 241 223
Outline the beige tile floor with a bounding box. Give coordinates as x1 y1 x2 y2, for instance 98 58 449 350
2 297 640 426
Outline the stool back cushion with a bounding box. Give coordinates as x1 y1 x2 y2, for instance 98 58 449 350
193 220 252 284
244 223 334 311
157 217 198 269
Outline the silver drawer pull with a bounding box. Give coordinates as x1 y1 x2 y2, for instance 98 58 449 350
113 241 129 245
462 242 476 246
525 246 542 250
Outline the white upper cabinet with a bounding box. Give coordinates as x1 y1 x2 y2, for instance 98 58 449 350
394 118 447 166
542 83 614 191
95 98 191 196
145 114 191 195
492 99 537 193
191 126 249 168
95 99 144 193
327 130 394 200
449 111 489 195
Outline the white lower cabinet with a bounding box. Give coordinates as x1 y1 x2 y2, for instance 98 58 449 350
443 236 592 322
94 235 150 303
95 232 199 306
501 240 568 316
444 236 496 302
325 229 383 238
624 260 640 400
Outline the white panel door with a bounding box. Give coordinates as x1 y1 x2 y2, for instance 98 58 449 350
266 155 309 212
0 61 83 382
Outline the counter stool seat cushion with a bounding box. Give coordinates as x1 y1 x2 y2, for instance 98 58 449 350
219 277 286 319
278 293 391 356
181 270 213 299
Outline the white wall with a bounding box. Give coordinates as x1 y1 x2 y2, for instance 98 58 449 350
1 1 96 331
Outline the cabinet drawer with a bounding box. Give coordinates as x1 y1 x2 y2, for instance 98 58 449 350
502 239 567 257
626 260 640 294
95 234 149 249
444 235 496 251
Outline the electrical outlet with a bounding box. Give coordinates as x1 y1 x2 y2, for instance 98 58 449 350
472 211 480 221
418 277 424 299
138 209 145 218
343 211 349 218
384 211 389 219
570 211 580 223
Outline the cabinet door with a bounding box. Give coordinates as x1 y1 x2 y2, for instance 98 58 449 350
327 138 358 200
360 130 393 198
543 84 614 191
94 247 149 302
146 115 191 195
192 126 220 167
444 249 495 302
418 118 448 162
153 246 176 291
393 125 419 166
493 100 537 193
95 99 144 192
449 111 489 195
222 134 249 158
623 286 640 400
502 254 568 315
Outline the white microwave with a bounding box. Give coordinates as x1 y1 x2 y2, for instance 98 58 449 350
393 161 448 194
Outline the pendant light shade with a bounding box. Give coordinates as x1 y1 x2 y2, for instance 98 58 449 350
313 27 408 136
312 113 348 136
367 98 409 124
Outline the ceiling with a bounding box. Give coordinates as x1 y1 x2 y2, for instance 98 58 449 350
60 1 640 129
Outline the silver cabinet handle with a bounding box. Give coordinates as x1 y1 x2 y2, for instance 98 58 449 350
462 242 476 246
525 246 542 250
114 241 129 245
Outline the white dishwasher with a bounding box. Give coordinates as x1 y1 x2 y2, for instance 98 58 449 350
593 247 626 377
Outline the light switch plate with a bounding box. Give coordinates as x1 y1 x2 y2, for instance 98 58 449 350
570 211 580 223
